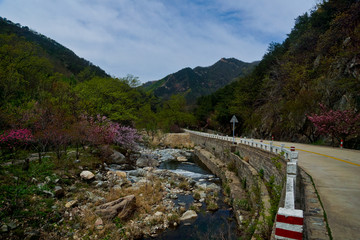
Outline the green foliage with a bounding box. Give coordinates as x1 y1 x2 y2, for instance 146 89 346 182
193 1 360 148
142 58 257 105
74 77 145 124
235 198 251 211
156 94 196 132
0 157 56 222
227 161 236 173
222 182 231 196
241 177 247 189
0 17 108 78
258 169 264 179
271 155 283 171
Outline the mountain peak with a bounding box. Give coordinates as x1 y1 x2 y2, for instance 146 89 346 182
142 58 258 104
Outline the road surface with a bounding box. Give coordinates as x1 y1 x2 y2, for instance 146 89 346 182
242 139 360 240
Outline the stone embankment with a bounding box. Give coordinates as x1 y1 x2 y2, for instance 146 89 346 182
186 132 329 240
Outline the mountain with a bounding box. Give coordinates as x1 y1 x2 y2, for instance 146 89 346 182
142 58 258 104
0 17 108 80
194 0 360 148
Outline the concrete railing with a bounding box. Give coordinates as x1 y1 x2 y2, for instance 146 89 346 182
185 130 304 239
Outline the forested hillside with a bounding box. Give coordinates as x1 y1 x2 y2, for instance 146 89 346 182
0 17 108 79
142 58 258 104
195 0 360 148
0 17 197 240
0 18 194 135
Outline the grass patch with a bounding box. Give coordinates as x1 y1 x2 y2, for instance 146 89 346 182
235 199 251 211
227 161 236 172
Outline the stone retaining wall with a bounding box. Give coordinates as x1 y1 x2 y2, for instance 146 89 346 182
187 132 329 240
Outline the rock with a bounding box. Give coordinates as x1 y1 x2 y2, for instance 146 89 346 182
207 183 221 192
154 211 163 217
54 186 64 198
94 180 105 188
94 217 104 230
115 171 127 179
112 185 122 191
95 173 103 180
25 230 41 239
110 150 126 164
179 206 186 213
1 224 8 232
170 194 178 199
177 156 188 162
179 210 197 221
7 221 17 230
108 163 135 171
42 190 55 198
65 200 78 208
95 195 136 220
86 191 105 203
45 176 51 183
128 169 146 177
80 170 95 180
136 157 159 168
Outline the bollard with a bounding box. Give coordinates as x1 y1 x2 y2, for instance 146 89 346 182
340 139 343 149
290 146 297 162
272 135 274 141
275 208 303 240
280 144 285 152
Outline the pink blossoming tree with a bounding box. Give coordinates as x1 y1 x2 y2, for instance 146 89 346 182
0 129 33 162
307 104 360 146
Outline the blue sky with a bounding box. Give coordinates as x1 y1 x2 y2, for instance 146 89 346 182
0 0 316 83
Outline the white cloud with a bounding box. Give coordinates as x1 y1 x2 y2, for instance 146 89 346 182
0 0 316 82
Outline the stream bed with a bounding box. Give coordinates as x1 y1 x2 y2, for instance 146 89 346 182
144 151 240 240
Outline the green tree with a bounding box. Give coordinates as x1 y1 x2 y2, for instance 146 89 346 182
158 94 195 132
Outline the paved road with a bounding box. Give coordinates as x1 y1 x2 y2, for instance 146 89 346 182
242 139 360 240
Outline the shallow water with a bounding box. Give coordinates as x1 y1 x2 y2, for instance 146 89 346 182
147 153 240 240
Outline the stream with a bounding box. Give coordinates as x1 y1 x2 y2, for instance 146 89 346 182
144 150 240 240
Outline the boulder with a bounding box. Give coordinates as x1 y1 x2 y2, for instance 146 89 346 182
95 195 136 220
128 169 146 177
136 157 159 168
115 171 127 179
94 217 104 230
1 224 8 233
109 150 126 164
80 170 95 180
179 210 197 221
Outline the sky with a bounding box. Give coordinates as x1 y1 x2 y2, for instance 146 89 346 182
0 0 316 83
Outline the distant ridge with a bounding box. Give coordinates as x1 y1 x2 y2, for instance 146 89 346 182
142 58 258 104
0 17 108 79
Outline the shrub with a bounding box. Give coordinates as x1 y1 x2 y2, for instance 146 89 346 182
227 161 236 172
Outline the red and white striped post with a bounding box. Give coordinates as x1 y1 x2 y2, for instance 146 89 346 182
272 135 274 141
340 139 343 149
275 208 304 240
290 146 295 152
